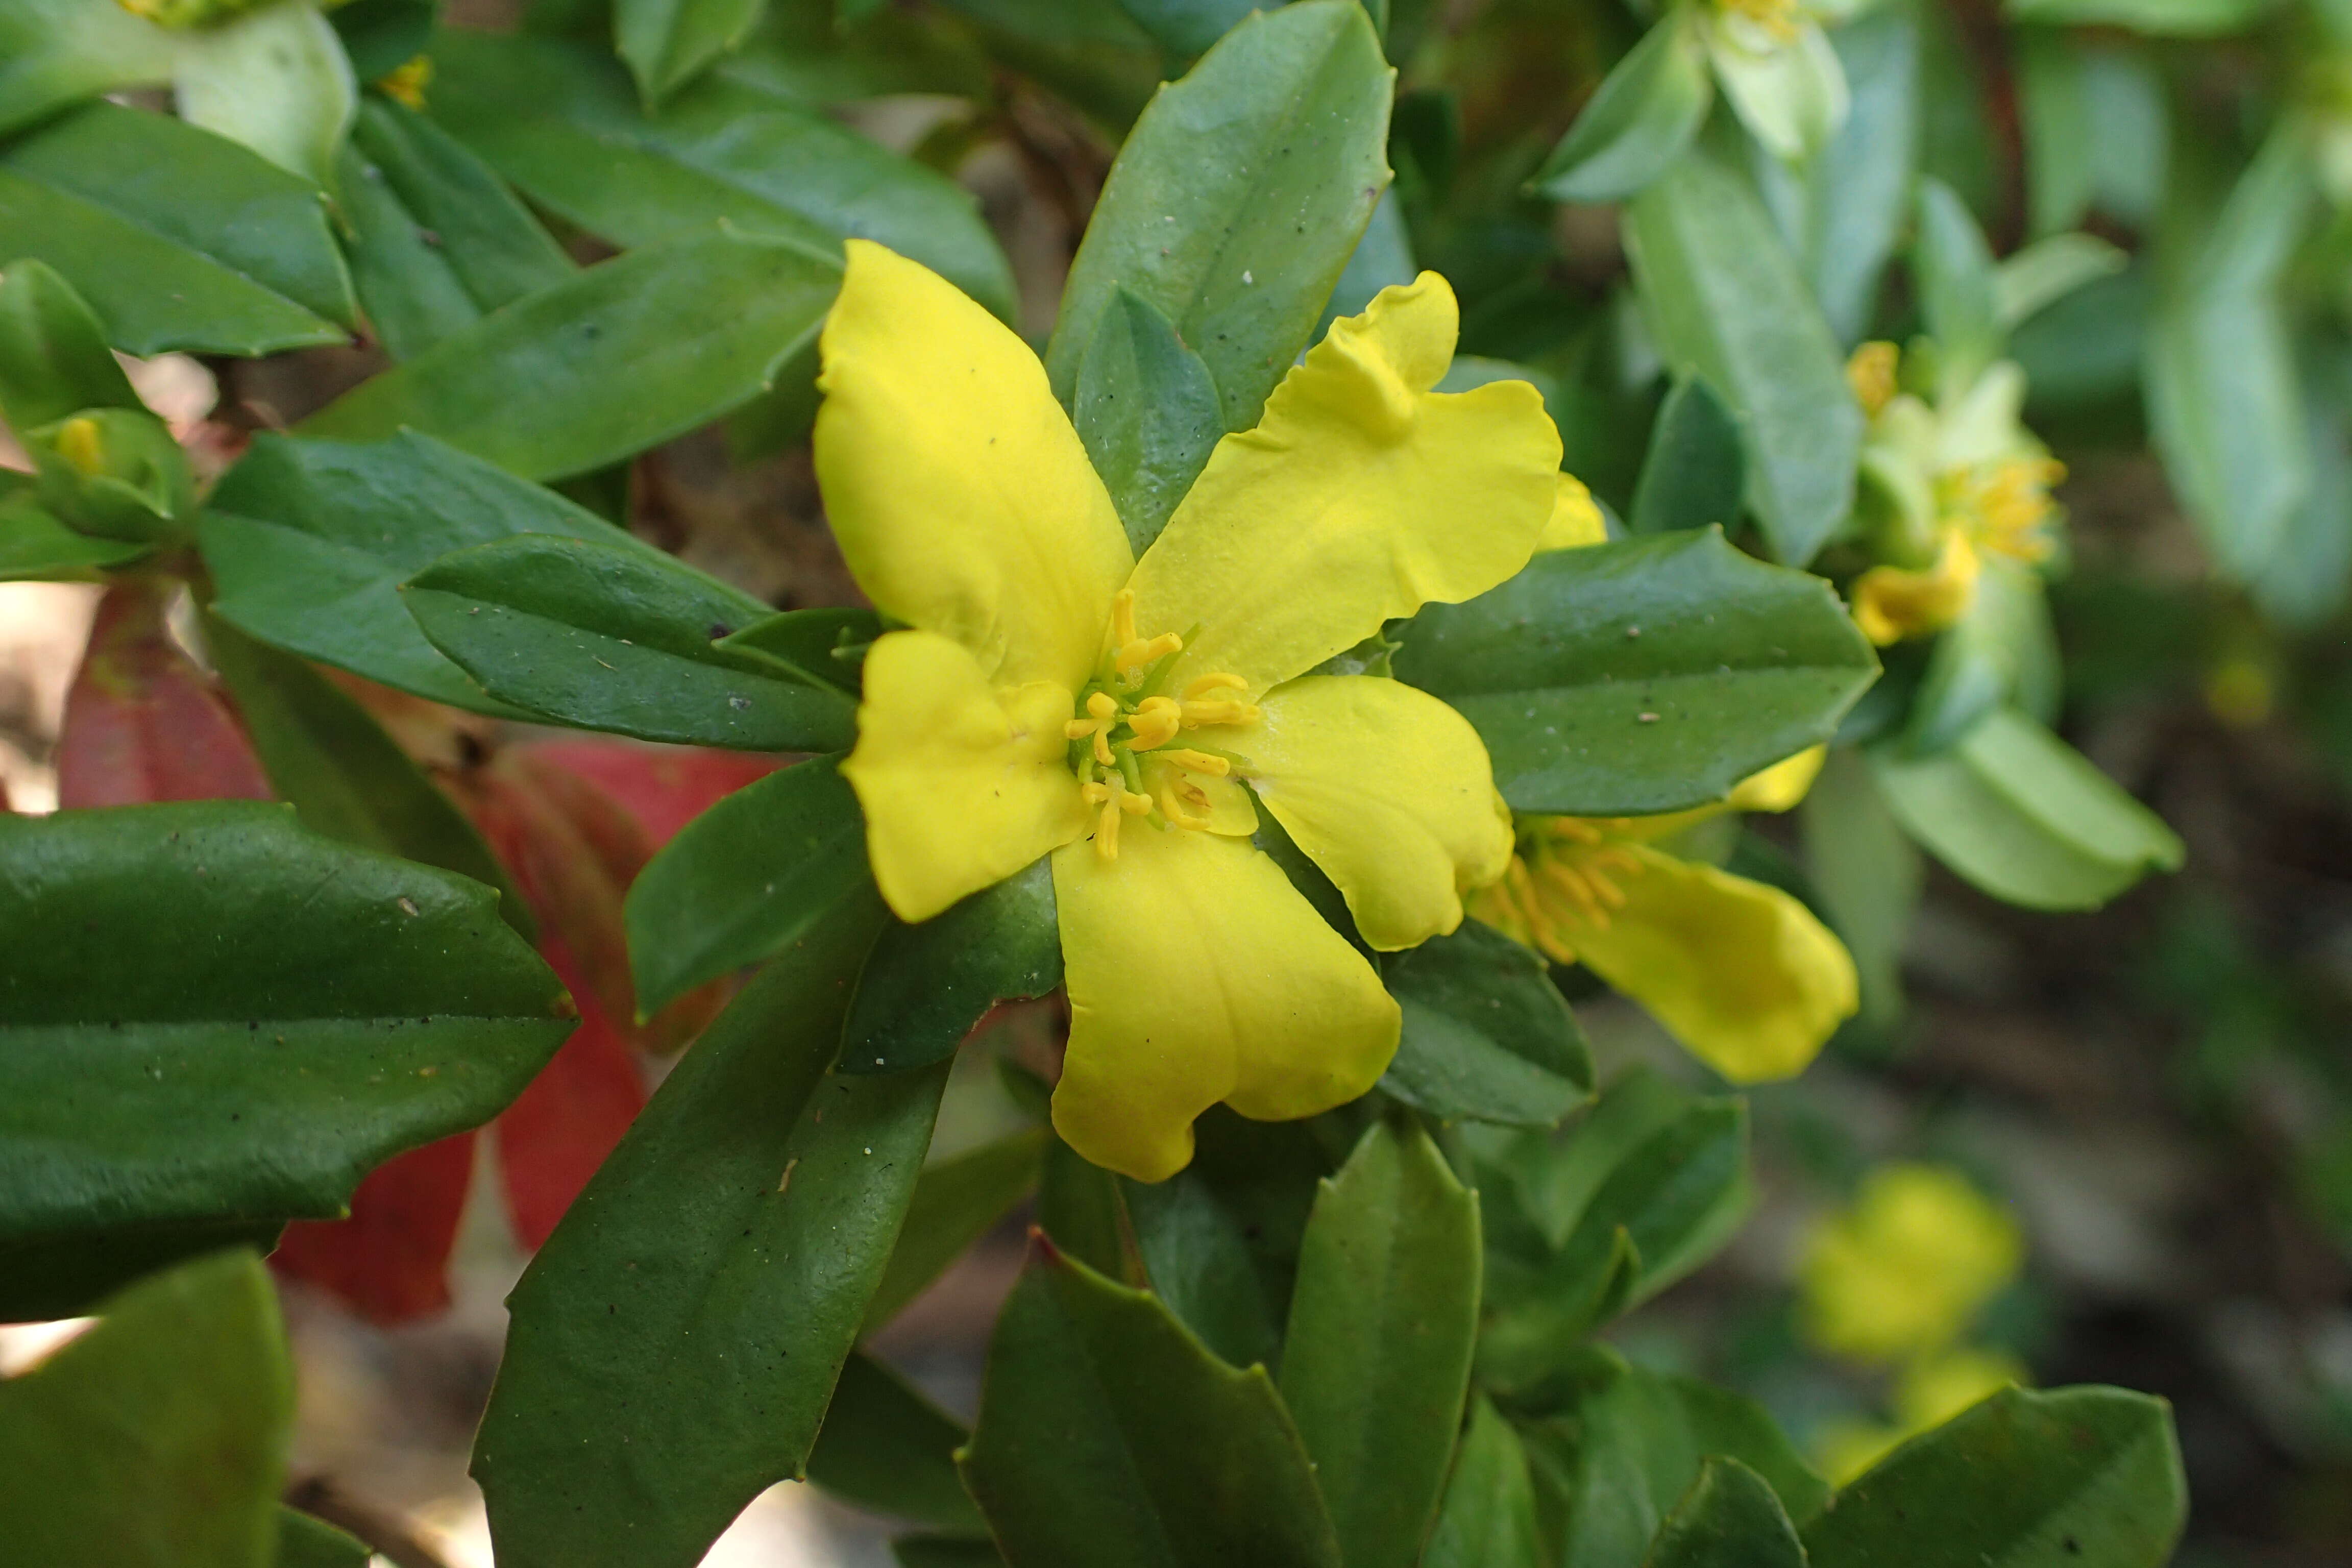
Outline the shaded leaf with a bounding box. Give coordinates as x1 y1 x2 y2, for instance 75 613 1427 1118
619 0 767 107
1629 375 1745 536
1380 919 1591 1128
843 857 1063 1075
1531 12 1712 206
1074 286 1225 555
0 255 140 430
1423 1398 1545 1568
277 1508 374 1568
1125 1167 1285 1371
1643 1457 1807 1568
0 0 173 139
863 1127 1050 1334
807 1351 986 1532
716 605 880 694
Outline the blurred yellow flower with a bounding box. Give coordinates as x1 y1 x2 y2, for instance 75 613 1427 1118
1798 1163 2023 1363
817 241 1561 1181
1813 1345 2028 1485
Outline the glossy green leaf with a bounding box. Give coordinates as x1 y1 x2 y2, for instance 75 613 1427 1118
1422 1398 1545 1568
625 755 877 1016
2145 128 2313 581
402 533 852 751
202 615 530 940
619 0 766 107
475 939 946 1568
716 606 880 694
863 1127 1050 1334
0 102 353 355
0 803 569 1303
1626 147 1862 565
1914 178 2001 382
959 1237 1344 1568
843 857 1063 1075
0 490 147 581
1530 12 1712 206
1870 707 2183 910
427 30 1014 321
0 256 140 431
1123 1167 1284 1370
1994 233 2128 330
0 1252 291 1568
2006 0 2273 36
1074 287 1226 555
1044 0 1394 432
276 1509 373 1568
807 1352 986 1532
337 97 576 361
0 0 173 138
1645 1458 1807 1568
1394 529 1880 815
1629 375 1745 536
1802 1385 2186 1568
1379 919 1591 1128
302 229 842 481
170 2 356 188
1280 1119 1482 1568
201 432 655 715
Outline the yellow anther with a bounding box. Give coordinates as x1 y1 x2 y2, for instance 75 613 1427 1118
1093 728 1116 766
1120 790 1152 815
1115 631 1185 676
1089 784 1153 860
1847 341 1899 419
1082 780 1114 805
1126 696 1182 750
1181 699 1261 728
1087 691 1120 721
1112 589 1138 649
54 416 104 477
1160 778 1211 829
1179 781 1211 806
1184 673 1250 700
1161 748 1231 777
1094 794 1123 860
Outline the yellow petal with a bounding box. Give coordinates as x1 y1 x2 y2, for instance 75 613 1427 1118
1125 273 1561 696
1798 1164 2023 1363
1851 531 1980 645
1234 674 1513 951
843 629 1089 922
1565 845 1857 1082
1725 744 1826 813
1537 472 1608 551
1050 826 1399 1182
815 240 1132 689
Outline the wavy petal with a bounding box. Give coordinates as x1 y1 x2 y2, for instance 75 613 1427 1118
844 629 1089 921
1051 827 1399 1181
1538 472 1609 551
815 240 1131 689
1125 273 1560 695
1234 675 1512 951
1566 845 1857 1082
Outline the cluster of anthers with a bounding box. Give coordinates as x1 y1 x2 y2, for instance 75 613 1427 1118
1939 457 2064 567
1492 818 1650 965
1715 0 1806 43
1062 589 1259 860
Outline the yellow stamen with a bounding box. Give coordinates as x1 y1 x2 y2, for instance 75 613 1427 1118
1161 748 1231 777
1115 631 1185 676
1183 673 1249 699
1093 728 1115 766
1095 793 1123 859
1159 778 1209 828
1847 341 1899 419
1125 696 1182 750
1181 698 1262 727
1111 588 1138 649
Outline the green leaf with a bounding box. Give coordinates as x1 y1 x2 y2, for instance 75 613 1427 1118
1394 529 1880 815
619 0 767 107
427 30 1014 321
1380 919 1591 1128
807 1352 986 1533
2145 129 2313 581
1074 287 1226 555
1038 1132 1143 1283
1626 146 1863 565
936 0 1163 130
1994 233 2128 331
301 228 842 481
0 102 352 355
1628 375 1745 536
0 490 148 581
170 2 356 188
475 942 947 1568
0 803 570 1311
331 0 436 80
1530 12 1712 206
201 615 531 940
1423 1398 1545 1568
863 1127 1049 1334
0 256 140 431
337 97 576 361
277 1509 372 1568
1113 0 1259 57
959 1236 1344 1568
624 755 877 1016
1044 0 1394 433
719 6 993 104
201 432 657 715
0 1252 291 1568
1123 1166 1284 1370
843 857 1063 1075
1312 183 1416 345
1644 1458 1807 1568
1914 178 2001 381
1870 708 2183 911
0 0 174 139
0 1221 285 1327
897 1537 1011 1568
1802 1385 2186 1568
2005 0 2274 37
716 605 880 693
1793 7 1920 346
1280 1118 1483 1568
1800 746 1919 1027
1901 560 2052 754
401 533 853 750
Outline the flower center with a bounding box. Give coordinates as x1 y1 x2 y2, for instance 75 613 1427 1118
1714 0 1803 43
1494 818 1648 964
1937 458 2063 565
1062 590 1259 860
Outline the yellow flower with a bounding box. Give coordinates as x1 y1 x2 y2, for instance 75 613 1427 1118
1798 1163 2024 1364
376 54 433 110
1471 747 1858 1084
816 241 1561 1181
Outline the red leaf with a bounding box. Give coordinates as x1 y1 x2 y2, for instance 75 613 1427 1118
271 1133 477 1324
495 935 647 1251
519 740 781 846
55 581 271 808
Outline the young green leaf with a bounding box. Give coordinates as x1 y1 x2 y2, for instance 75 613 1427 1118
1870 707 2183 910
169 1 355 189
1626 147 1861 565
0 256 140 431
1394 529 1879 815
842 856 1064 1074
401 533 854 751
1422 1398 1545 1568
1645 1457 1808 1568
0 0 173 139
0 803 571 1316
1794 7 1920 345
1073 287 1226 555
475 935 946 1568
863 1127 1050 1334
624 755 879 1016
1994 232 2129 331
302 228 843 481
1530 12 1713 206
1913 178 2002 383
1802 1385 2187 1568
959 1235 1345 1568
0 1251 293 1568
1044 0 1394 433
1280 1118 1482 1568
716 606 880 693
0 491 148 581
806 1352 987 1533
1629 375 1745 535
1379 919 1592 1129
618 0 766 107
